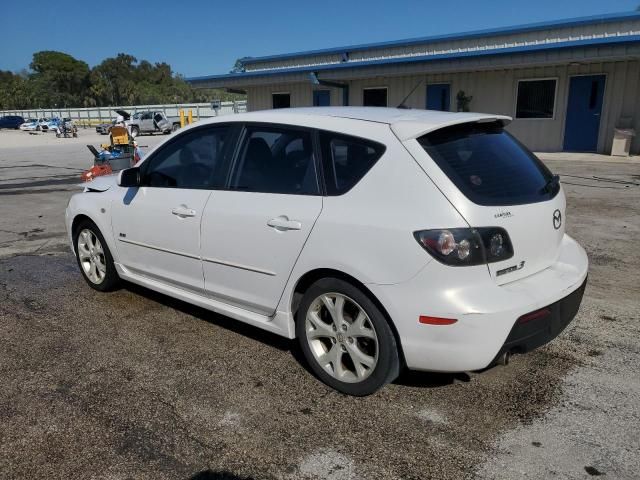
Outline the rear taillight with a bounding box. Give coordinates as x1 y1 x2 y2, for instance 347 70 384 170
414 228 514 266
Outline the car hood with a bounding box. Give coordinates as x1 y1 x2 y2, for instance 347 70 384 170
81 174 119 192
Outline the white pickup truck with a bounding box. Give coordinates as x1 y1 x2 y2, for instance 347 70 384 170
116 110 181 137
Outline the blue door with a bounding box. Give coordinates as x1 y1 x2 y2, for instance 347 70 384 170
426 84 450 111
313 90 330 107
563 75 606 152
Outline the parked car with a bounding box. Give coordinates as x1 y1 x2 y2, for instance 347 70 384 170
96 118 116 135
44 117 66 132
19 118 47 131
65 107 588 396
18 118 37 129
0 115 25 129
115 109 181 137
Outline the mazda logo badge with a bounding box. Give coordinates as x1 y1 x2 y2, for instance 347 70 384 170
553 209 562 230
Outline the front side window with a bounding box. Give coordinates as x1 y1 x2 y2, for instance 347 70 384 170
230 126 318 195
418 121 556 206
272 93 290 109
319 132 386 195
141 126 230 189
515 79 556 119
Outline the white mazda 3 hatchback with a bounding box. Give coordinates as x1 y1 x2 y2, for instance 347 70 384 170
66 107 588 396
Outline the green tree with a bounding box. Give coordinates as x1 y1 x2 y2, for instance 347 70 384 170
0 50 245 110
0 70 35 109
29 51 90 107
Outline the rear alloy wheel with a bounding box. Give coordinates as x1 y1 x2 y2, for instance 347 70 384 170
74 221 119 291
171 123 180 132
296 278 400 396
130 126 139 138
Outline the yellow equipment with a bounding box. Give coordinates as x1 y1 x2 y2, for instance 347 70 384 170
110 126 130 146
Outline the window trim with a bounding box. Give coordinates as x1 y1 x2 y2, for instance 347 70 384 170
514 77 558 120
318 129 387 196
226 121 323 196
138 122 239 190
271 92 291 109
417 121 557 207
362 86 388 107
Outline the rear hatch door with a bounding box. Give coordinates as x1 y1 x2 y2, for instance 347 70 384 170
115 109 131 120
399 118 565 285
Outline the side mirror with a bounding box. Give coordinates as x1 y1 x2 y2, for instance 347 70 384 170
118 167 141 187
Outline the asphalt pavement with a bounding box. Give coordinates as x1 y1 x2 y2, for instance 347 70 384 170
0 128 638 479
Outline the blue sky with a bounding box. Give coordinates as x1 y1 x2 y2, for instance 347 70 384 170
1 0 638 78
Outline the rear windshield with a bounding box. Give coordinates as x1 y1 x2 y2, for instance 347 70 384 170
418 122 557 206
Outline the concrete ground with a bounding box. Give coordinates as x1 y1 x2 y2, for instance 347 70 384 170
0 128 638 480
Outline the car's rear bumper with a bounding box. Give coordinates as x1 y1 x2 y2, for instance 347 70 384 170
368 234 588 372
492 276 586 363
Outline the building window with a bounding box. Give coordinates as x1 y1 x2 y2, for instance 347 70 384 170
363 87 387 107
272 93 290 109
516 79 556 119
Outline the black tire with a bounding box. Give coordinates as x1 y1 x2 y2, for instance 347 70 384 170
296 278 400 396
130 126 139 138
72 219 120 292
171 123 180 132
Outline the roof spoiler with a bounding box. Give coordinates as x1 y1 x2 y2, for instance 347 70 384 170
391 114 512 141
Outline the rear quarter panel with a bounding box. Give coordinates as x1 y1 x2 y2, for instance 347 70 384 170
403 137 567 284
277 122 468 314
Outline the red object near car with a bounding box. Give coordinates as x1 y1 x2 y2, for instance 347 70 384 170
81 164 113 182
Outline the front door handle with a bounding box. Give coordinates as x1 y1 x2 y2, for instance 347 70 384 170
267 216 302 231
171 206 196 218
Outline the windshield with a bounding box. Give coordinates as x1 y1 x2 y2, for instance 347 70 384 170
417 121 557 206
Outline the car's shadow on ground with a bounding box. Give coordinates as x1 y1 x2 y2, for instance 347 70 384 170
122 280 468 391
122 280 292 352
394 369 471 388
189 470 254 480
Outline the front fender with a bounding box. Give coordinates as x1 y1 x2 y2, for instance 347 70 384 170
66 192 117 262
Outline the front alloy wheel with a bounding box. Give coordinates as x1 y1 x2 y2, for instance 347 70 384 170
77 229 107 285
73 221 119 291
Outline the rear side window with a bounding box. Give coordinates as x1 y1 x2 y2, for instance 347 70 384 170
418 122 556 206
230 126 319 195
319 132 386 195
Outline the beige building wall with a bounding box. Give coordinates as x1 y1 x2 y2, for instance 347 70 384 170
246 60 640 154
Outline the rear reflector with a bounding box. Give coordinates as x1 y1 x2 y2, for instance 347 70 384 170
419 316 457 326
517 308 551 324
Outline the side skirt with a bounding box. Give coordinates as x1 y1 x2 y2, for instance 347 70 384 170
114 263 295 339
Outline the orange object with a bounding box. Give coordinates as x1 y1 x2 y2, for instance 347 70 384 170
81 164 113 182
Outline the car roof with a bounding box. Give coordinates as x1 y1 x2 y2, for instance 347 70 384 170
201 107 511 141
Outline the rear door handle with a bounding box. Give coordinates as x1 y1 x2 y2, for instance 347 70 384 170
171 206 196 218
267 216 302 231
